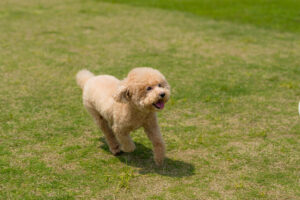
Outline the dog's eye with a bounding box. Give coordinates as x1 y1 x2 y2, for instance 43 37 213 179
146 86 152 91
158 83 162 87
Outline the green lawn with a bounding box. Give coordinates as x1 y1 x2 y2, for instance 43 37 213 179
100 0 300 33
1 0 300 199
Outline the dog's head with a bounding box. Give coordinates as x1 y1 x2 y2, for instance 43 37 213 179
114 67 171 112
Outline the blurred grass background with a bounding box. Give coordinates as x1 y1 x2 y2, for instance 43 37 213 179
100 0 300 32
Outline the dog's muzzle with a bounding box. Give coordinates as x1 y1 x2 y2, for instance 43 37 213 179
153 100 165 109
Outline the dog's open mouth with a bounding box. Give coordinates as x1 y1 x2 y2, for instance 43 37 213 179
153 100 165 109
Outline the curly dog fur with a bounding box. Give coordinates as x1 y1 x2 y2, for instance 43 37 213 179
76 67 171 165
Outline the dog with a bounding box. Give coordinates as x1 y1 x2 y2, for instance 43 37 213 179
76 67 170 165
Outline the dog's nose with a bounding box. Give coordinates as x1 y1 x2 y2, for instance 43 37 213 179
160 93 165 98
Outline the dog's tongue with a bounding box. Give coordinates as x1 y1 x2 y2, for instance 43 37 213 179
155 101 165 109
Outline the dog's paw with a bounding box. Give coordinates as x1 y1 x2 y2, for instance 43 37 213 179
110 145 122 155
154 156 164 166
114 150 124 156
121 142 136 153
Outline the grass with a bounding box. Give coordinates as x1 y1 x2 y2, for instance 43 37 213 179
99 0 300 33
0 0 299 199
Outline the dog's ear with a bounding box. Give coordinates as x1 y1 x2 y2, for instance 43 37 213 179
114 84 131 103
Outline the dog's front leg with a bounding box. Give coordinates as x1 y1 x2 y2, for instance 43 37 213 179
143 115 165 166
113 128 136 153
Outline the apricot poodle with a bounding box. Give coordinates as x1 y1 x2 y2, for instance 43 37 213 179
76 67 170 165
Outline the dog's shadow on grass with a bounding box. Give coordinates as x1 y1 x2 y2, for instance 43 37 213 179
99 138 195 177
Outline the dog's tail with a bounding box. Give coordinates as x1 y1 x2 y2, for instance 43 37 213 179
76 69 94 89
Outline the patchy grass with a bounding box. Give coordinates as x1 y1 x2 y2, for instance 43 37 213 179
0 0 299 199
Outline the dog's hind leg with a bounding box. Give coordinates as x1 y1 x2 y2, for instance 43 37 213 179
86 107 121 155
